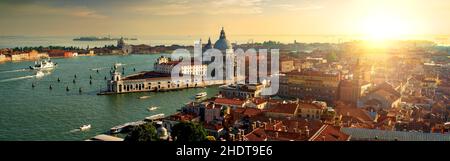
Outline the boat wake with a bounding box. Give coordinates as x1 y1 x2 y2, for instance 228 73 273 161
69 129 80 133
90 67 110 71
0 75 35 83
0 68 28 74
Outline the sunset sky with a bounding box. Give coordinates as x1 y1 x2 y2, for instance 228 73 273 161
0 0 449 38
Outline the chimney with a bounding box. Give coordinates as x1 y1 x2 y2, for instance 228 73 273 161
305 126 310 137
237 133 242 141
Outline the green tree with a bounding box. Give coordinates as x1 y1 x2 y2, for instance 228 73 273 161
326 52 338 62
124 123 158 142
171 122 207 141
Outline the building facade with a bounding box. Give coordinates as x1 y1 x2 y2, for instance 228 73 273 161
218 83 264 99
154 56 207 76
278 70 341 104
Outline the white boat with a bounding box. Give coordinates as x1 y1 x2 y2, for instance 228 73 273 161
30 59 57 70
148 106 158 111
79 124 91 131
110 120 146 134
195 92 207 99
145 113 165 121
139 96 151 99
35 71 45 77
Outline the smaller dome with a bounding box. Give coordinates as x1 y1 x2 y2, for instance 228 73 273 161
214 27 232 51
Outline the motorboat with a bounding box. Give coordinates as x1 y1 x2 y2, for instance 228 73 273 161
195 92 207 99
110 121 145 134
148 106 158 111
79 124 91 131
30 59 57 70
145 113 165 121
139 96 151 99
35 71 45 77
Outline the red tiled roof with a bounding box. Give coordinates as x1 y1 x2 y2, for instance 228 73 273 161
367 82 401 98
233 108 263 117
298 102 325 110
335 105 373 122
244 128 268 141
309 125 351 141
267 103 298 114
203 123 224 131
166 113 198 122
214 98 245 106
250 98 267 105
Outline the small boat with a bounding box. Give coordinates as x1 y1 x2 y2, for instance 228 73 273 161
148 106 158 111
139 96 151 99
35 71 45 77
79 124 91 131
110 121 145 134
145 113 165 121
29 59 56 70
195 92 207 99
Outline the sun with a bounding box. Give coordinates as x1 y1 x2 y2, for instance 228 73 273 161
361 12 412 41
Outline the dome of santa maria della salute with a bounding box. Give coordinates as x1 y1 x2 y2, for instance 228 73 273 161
213 27 232 51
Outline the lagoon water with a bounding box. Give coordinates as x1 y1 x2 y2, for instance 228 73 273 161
0 55 219 140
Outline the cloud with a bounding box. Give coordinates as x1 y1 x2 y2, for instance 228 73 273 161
0 2 107 19
130 0 265 15
70 10 108 19
276 3 323 11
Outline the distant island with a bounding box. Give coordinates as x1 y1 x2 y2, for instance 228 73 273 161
73 36 137 41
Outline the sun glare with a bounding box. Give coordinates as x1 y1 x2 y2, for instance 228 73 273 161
361 12 412 41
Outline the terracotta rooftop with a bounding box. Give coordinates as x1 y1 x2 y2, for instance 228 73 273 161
366 82 401 98
298 102 325 110
249 98 268 105
203 123 224 131
233 108 264 117
309 125 351 141
244 128 268 141
214 98 245 106
165 113 198 122
335 104 374 123
267 103 298 114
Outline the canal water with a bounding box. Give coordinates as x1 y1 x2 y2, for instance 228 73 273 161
0 55 219 141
